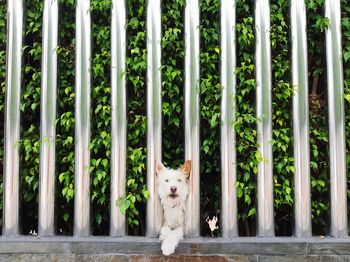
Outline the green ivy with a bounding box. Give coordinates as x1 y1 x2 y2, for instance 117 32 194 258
342 0 350 233
0 0 6 230
20 0 43 233
0 0 349 236
55 0 76 234
235 0 257 236
306 0 329 235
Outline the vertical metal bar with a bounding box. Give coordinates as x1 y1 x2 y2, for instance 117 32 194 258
145 0 162 237
38 0 59 237
2 0 22 237
291 0 311 238
220 0 238 238
325 0 348 237
74 0 91 237
2 0 23 236
110 0 127 237
184 0 200 237
255 0 274 237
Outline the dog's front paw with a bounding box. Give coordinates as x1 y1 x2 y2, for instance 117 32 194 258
161 240 175 256
159 226 171 242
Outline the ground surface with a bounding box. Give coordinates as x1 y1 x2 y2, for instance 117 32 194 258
0 236 349 261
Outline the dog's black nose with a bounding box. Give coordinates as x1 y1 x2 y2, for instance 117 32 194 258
170 186 177 193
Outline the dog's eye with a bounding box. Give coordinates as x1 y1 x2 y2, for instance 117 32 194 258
165 179 169 182
177 179 182 182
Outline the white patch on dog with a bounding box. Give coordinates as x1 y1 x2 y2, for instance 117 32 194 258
156 160 191 256
206 216 219 236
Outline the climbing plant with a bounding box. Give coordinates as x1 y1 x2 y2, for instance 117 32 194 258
0 0 349 236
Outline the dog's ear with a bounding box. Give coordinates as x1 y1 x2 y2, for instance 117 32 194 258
156 161 165 175
179 160 191 177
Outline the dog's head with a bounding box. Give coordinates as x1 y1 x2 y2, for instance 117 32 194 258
156 160 191 205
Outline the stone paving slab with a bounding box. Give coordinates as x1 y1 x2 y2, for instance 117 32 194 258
2 255 350 262
0 237 349 261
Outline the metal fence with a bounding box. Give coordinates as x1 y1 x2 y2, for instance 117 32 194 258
3 0 347 239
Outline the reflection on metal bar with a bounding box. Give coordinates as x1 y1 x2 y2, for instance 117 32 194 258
184 0 200 237
110 0 127 237
325 0 348 237
74 0 91 237
38 0 59 237
220 0 238 238
146 0 162 237
3 0 23 236
291 0 311 238
255 0 274 237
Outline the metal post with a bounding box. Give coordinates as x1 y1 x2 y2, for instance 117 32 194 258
145 0 162 237
74 0 91 237
220 0 238 238
3 0 23 236
184 0 200 237
291 0 311 237
291 0 311 238
255 0 274 237
110 0 127 237
325 0 348 237
38 0 59 237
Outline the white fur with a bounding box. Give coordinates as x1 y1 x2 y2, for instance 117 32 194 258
156 161 190 256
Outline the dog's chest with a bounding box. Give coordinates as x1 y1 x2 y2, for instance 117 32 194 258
163 206 184 229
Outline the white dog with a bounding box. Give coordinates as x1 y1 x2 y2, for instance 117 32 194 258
156 160 191 256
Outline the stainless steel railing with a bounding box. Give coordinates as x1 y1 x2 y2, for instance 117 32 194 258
74 0 92 237
220 0 238 238
291 0 312 238
184 0 201 238
2 0 348 238
325 0 347 237
3 0 23 236
110 0 127 238
145 0 163 237
38 0 58 237
255 0 274 237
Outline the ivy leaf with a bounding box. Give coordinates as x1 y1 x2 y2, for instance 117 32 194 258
116 197 131 215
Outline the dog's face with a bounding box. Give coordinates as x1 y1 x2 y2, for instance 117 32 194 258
156 160 191 204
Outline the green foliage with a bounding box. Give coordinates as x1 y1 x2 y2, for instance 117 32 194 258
162 0 185 168
342 0 350 227
0 0 349 236
0 1 6 228
124 0 148 234
199 0 221 236
306 0 330 234
20 0 43 232
270 0 294 236
89 0 113 235
235 1 257 235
